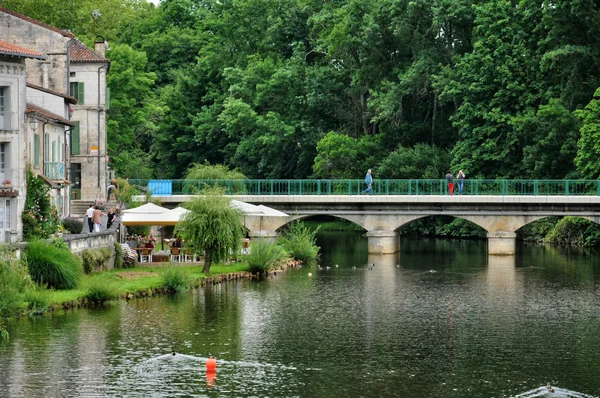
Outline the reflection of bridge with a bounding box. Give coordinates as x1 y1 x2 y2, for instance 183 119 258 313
153 194 600 255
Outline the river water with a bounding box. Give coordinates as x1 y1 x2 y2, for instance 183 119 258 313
1 232 600 398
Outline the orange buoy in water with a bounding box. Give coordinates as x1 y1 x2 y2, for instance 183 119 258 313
206 355 217 371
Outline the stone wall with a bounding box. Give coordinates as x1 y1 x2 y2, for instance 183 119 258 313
0 11 70 92
63 229 118 269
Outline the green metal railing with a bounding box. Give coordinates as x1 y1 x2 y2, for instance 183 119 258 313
126 179 600 196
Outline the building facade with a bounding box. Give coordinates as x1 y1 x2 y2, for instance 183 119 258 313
0 6 110 206
0 41 45 243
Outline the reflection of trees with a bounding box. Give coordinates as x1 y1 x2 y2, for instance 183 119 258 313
517 243 598 287
399 237 488 273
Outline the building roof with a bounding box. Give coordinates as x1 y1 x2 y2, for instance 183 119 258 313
26 103 75 127
27 83 78 104
0 39 45 60
0 7 75 38
70 40 109 63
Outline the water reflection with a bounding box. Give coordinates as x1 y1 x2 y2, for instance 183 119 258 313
2 234 600 397
486 255 517 292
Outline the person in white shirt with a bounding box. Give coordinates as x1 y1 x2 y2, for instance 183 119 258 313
86 205 94 233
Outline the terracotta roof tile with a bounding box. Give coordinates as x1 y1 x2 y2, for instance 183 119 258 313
27 83 78 104
70 40 109 63
0 39 45 59
26 103 75 127
0 7 74 38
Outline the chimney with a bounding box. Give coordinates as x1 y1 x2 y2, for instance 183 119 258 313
94 40 105 58
42 63 49 88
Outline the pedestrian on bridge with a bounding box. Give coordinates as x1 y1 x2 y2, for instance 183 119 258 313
362 169 373 195
445 172 454 195
457 170 465 195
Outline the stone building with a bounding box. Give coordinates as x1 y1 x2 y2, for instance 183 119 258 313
0 40 44 243
0 6 110 206
68 40 110 202
25 83 77 218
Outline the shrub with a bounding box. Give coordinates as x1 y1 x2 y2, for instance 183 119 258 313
82 275 119 304
245 240 289 273
62 217 84 234
114 242 124 269
51 237 69 250
22 168 59 240
546 217 600 246
279 222 320 263
0 247 31 318
25 288 51 316
161 266 189 292
25 240 82 289
80 248 113 274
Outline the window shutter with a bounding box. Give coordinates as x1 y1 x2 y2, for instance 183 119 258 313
44 134 49 161
34 134 40 167
57 135 61 162
78 82 85 105
106 87 110 110
71 122 80 155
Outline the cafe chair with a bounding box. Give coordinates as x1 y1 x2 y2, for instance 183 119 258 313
139 248 152 263
183 249 195 263
170 247 182 262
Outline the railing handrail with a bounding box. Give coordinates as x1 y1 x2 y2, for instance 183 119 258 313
121 179 600 196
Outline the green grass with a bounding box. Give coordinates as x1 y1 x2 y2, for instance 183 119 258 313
43 262 250 306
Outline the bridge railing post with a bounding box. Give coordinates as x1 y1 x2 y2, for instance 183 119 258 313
565 180 570 196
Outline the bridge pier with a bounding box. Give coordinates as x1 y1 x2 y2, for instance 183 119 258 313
366 231 400 254
248 230 278 243
487 231 517 255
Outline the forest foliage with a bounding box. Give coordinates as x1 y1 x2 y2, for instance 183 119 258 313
3 0 600 181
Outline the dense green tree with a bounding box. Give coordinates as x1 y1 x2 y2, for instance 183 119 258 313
575 88 600 179
0 0 154 43
378 144 450 179
446 0 545 178
106 44 161 178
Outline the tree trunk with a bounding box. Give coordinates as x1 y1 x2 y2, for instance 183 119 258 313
203 249 212 273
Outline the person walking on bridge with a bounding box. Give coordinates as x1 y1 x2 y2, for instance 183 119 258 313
445 172 454 195
362 169 373 195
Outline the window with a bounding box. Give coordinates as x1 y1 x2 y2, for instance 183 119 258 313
44 133 49 163
71 121 80 155
70 82 84 104
0 87 10 130
0 199 10 230
34 134 40 167
0 143 7 183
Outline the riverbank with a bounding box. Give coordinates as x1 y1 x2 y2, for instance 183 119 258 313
9 258 305 319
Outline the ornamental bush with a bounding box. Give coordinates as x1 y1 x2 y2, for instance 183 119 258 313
161 266 189 292
25 240 82 290
22 168 59 240
245 240 289 273
278 222 320 263
0 247 31 318
62 217 84 234
80 248 113 274
82 274 119 304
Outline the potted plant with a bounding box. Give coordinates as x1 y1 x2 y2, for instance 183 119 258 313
1 179 11 187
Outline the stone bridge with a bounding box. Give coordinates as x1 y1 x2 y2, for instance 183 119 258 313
156 195 600 255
